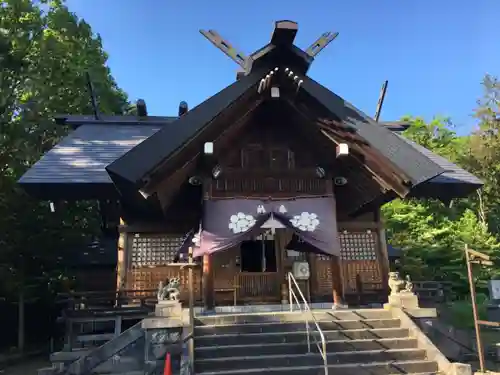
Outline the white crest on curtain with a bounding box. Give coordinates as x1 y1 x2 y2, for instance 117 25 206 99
229 212 257 234
192 222 202 247
257 205 266 214
290 212 320 232
192 232 201 247
278 205 287 213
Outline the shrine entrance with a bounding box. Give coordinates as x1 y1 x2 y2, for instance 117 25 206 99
240 237 277 273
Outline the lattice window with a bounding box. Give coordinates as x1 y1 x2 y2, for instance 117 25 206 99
340 231 377 261
130 233 186 268
339 230 382 293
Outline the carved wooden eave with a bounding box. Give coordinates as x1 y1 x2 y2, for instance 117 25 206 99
290 101 408 197
296 75 446 185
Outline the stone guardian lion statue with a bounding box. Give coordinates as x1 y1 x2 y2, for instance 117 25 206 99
157 277 181 302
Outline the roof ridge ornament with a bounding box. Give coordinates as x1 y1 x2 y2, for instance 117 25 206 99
201 21 338 78
199 29 248 68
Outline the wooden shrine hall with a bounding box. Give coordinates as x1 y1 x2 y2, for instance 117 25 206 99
18 21 482 310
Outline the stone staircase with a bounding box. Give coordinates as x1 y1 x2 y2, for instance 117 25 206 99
193 308 442 375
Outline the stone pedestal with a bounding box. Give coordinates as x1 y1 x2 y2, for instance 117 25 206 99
143 301 185 374
384 292 420 310
155 300 182 319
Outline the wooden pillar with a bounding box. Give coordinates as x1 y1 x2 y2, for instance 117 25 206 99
276 229 289 304
326 176 344 306
202 178 215 310
116 218 127 291
374 209 390 291
331 255 344 305
202 254 215 310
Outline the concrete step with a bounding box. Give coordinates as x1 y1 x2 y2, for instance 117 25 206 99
195 337 418 359
195 327 410 347
194 348 427 373
195 318 400 335
196 359 439 375
195 309 393 326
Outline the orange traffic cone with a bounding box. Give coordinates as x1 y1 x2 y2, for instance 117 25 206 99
164 352 172 375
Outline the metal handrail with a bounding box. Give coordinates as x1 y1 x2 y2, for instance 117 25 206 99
288 272 328 375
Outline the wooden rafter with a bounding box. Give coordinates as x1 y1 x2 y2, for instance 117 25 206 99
283 100 386 214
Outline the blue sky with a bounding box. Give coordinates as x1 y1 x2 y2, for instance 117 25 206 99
65 0 499 135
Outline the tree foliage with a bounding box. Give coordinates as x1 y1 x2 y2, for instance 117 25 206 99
0 0 128 304
382 78 500 295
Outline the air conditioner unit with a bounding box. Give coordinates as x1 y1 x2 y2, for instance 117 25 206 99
292 261 310 280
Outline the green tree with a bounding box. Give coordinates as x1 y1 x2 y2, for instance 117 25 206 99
464 75 500 233
0 0 128 350
382 115 500 296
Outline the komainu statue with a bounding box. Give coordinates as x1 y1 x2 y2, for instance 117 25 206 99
388 272 415 295
157 277 181 302
388 272 406 295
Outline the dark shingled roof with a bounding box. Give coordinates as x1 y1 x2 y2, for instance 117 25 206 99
17 121 482 201
19 124 161 185
396 134 482 186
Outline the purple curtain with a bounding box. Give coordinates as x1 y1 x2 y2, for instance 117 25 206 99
195 197 340 258
285 233 323 255
194 199 271 258
273 197 341 257
174 229 195 262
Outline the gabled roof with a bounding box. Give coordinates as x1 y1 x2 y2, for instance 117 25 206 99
18 20 483 204
107 70 446 196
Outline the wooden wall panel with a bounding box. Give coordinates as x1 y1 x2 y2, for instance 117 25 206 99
311 254 334 301
127 266 202 303
125 232 202 304
310 227 385 303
